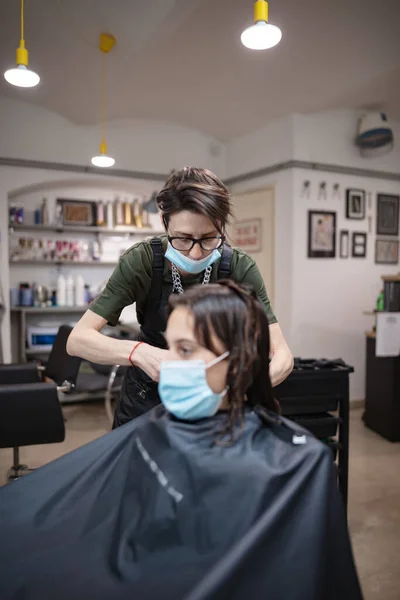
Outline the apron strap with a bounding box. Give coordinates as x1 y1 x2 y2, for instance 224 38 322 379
147 237 164 312
145 238 232 318
217 243 233 280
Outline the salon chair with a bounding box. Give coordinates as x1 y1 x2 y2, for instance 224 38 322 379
0 325 81 481
67 326 138 424
82 363 128 424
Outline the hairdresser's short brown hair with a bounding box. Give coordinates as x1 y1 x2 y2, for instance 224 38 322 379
156 167 232 234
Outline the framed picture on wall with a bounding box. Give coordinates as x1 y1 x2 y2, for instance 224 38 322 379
308 210 336 258
376 194 399 236
346 189 365 219
375 239 399 264
351 232 367 258
339 230 349 258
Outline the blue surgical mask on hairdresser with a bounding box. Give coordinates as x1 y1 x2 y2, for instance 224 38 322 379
165 243 221 275
158 351 230 420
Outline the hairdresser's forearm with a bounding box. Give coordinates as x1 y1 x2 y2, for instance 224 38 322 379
67 328 137 365
269 349 294 387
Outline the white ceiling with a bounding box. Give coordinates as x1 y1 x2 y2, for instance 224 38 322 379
0 0 399 141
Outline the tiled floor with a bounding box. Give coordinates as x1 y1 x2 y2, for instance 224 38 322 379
1 405 399 599
347 410 400 599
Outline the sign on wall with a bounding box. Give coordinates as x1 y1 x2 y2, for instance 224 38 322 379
233 218 262 253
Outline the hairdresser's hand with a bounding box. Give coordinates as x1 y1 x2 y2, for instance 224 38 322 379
268 323 294 387
132 343 173 382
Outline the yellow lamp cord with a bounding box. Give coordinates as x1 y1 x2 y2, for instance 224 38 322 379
16 0 29 65
20 0 25 44
101 50 106 148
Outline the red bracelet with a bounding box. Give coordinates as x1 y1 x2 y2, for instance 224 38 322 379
128 342 143 367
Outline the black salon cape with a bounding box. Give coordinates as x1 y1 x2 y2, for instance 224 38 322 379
0 406 362 600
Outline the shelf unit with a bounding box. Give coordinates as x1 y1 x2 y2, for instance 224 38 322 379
9 223 164 268
10 306 88 363
10 307 139 362
10 260 118 267
9 224 163 236
11 307 88 314
7 189 158 365
25 348 52 356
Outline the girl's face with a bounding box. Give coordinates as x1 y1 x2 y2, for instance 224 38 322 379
165 306 229 395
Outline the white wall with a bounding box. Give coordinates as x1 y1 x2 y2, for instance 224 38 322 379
0 94 226 177
291 168 400 401
227 109 400 401
229 171 294 345
226 118 296 338
293 110 400 173
225 115 294 179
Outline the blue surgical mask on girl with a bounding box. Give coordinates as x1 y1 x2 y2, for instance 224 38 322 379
165 243 221 275
158 351 230 420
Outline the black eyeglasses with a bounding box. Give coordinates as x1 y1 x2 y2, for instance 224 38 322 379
168 236 224 252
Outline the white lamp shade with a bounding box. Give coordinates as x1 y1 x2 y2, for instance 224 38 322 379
91 154 115 168
4 65 40 87
241 21 282 50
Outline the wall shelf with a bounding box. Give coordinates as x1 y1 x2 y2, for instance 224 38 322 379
9 224 163 236
10 260 117 267
11 307 87 314
25 348 51 356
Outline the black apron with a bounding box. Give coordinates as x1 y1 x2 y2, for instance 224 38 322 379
113 238 233 428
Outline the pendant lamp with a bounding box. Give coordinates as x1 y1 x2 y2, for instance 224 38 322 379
241 1 282 50
4 0 40 88
91 33 116 168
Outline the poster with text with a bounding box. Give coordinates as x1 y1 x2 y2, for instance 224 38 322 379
233 218 262 253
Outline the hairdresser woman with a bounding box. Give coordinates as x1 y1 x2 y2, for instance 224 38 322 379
67 167 293 427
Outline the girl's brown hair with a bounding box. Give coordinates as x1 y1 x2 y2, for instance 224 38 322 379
156 167 232 234
167 280 277 440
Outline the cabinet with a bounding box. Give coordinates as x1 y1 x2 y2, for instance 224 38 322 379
11 307 87 363
364 333 400 442
275 360 353 515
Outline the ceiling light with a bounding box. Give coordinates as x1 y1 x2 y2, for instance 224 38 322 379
91 142 115 168
4 0 40 88
241 1 282 51
91 33 116 169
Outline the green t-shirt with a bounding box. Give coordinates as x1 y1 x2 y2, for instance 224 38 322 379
90 235 277 327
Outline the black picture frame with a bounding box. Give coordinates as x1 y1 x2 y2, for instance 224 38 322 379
57 199 96 226
351 232 367 258
346 189 365 220
339 230 349 258
307 210 336 258
376 194 399 236
375 239 399 265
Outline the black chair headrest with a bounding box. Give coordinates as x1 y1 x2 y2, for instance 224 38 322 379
44 325 81 386
0 382 65 448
